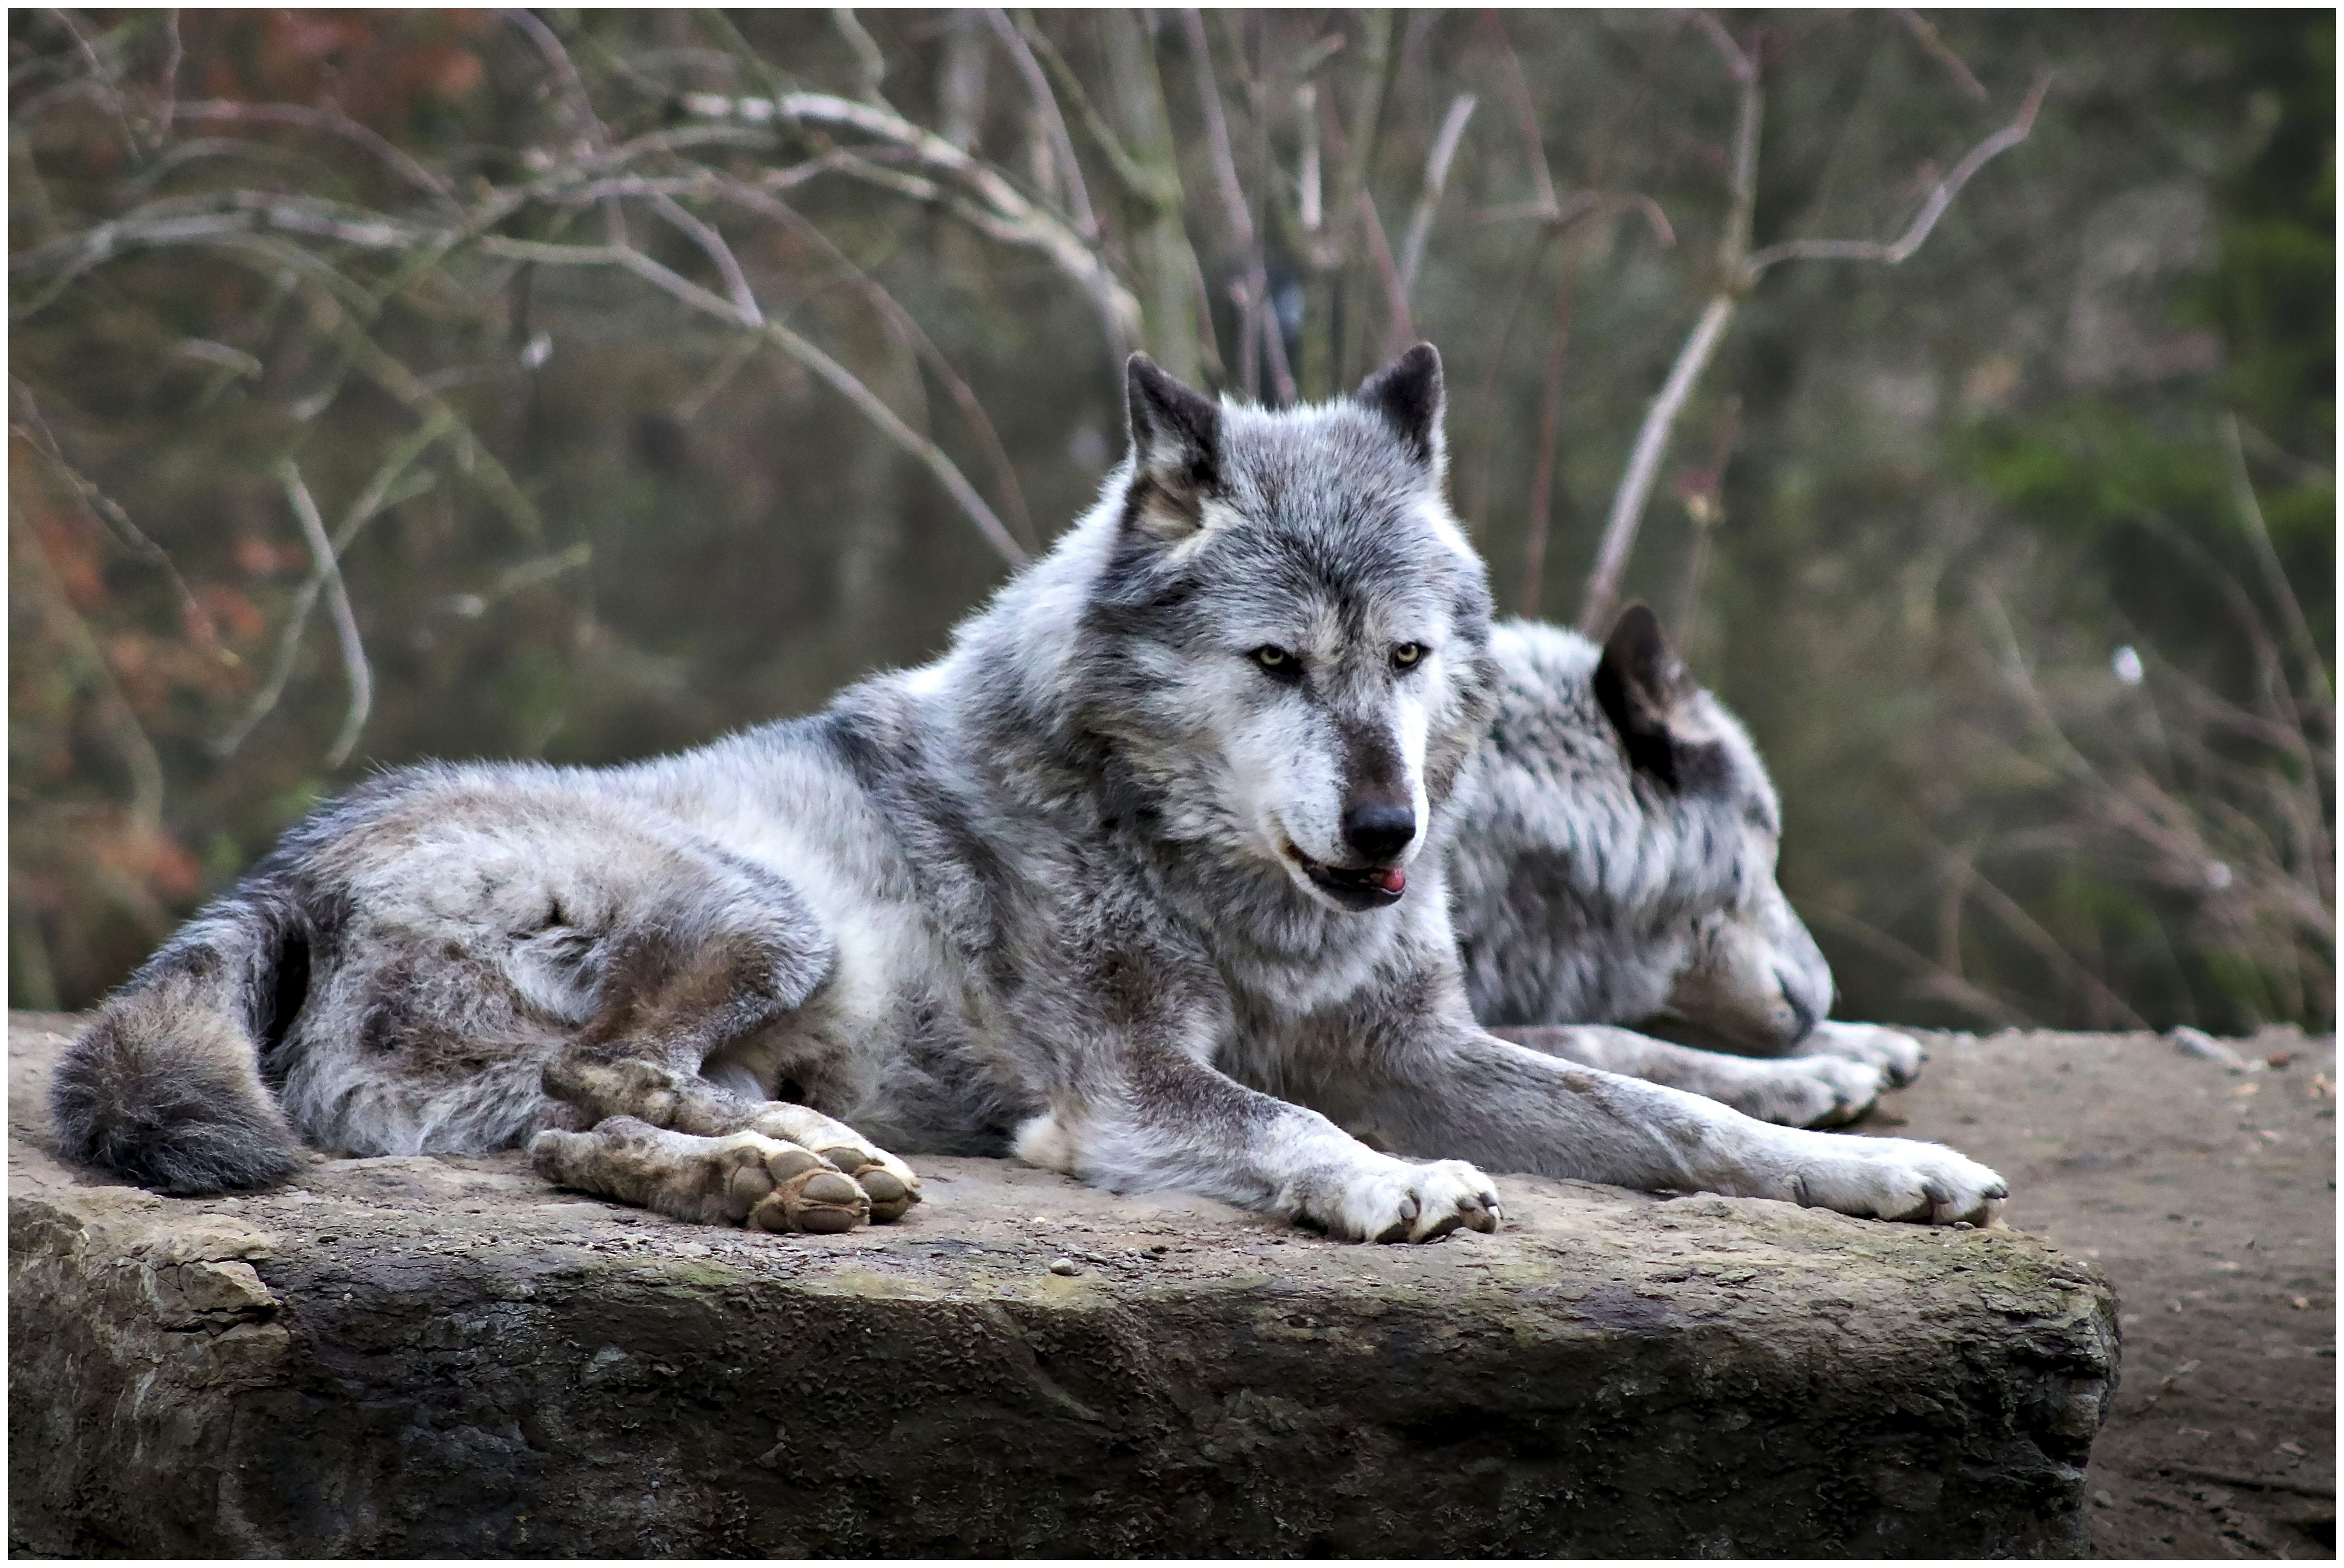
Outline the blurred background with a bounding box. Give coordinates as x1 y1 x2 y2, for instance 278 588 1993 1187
10 10 2331 1035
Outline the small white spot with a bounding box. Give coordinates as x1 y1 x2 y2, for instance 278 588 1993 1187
520 331 552 370
2112 646 2145 686
2204 860 2233 890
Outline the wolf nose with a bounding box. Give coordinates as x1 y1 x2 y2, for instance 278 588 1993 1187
1342 801 1417 861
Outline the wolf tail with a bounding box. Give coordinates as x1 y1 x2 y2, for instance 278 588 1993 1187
49 888 312 1194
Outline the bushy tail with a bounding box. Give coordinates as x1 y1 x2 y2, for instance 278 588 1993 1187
49 893 310 1194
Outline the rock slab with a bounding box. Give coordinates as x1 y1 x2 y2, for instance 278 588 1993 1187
7 1013 2116 1557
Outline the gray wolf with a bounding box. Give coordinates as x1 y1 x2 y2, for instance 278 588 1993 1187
1452 610 1926 1129
53 346 2005 1241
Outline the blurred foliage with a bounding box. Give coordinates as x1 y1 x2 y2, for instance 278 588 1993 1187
8 9 2332 1032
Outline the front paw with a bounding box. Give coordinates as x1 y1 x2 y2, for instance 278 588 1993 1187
1317 1158 1503 1243
1785 1136 2006 1226
1797 1021 1925 1087
1743 1056 1884 1128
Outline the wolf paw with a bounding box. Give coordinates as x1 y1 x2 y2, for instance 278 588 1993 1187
744 1105 922 1223
1321 1158 1503 1243
530 1120 872 1234
1780 1135 2006 1227
1795 1022 1925 1087
1734 1056 1885 1128
808 1141 922 1223
729 1139 871 1234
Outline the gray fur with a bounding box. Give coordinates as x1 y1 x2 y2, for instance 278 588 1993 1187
55 347 2002 1239
1448 613 1925 1122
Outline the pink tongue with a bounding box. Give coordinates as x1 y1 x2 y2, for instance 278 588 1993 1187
1373 868 1406 895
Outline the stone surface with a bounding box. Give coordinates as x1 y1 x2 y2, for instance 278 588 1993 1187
8 1013 2115 1557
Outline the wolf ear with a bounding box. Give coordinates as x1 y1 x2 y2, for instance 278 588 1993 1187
1122 353 1221 539
1593 602 1694 789
1355 343 1446 476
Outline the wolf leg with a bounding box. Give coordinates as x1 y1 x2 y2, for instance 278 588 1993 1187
1793 1021 1925 1087
1494 1023 1885 1127
1018 1044 1500 1244
1349 1026 2004 1226
537 899 919 1225
530 1116 869 1232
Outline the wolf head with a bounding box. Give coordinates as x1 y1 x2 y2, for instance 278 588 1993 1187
1073 346 1497 915
1449 607 1833 1051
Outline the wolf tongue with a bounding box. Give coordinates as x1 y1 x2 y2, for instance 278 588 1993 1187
1372 868 1406 895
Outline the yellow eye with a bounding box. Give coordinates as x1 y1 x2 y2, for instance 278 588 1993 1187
1392 642 1425 669
1252 646 1291 669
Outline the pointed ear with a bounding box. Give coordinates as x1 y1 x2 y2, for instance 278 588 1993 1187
1355 343 1446 476
1122 353 1221 540
1593 603 1690 788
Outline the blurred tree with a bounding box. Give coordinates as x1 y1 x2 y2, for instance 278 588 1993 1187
8 9 2330 1032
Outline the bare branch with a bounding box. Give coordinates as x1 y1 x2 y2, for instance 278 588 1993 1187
1578 294 1737 635
1011 12 1162 204
648 194 761 325
1482 13 1557 216
172 100 457 202
1746 76 2048 275
718 183 1037 552
1181 10 1295 404
12 506 166 831
1357 189 1415 360
1397 93 1477 298
278 461 372 768
1895 10 1989 102
984 9 1097 241
213 415 450 759
2221 413 2331 703
682 88 1141 351
489 234 1027 566
831 9 893 110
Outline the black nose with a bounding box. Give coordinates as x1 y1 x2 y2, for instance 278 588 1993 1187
1342 800 1417 861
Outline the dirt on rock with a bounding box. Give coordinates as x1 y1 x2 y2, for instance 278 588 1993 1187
1864 1027 2335 1558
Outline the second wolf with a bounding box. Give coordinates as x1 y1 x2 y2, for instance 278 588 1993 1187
55 347 2005 1240
1451 607 1925 1130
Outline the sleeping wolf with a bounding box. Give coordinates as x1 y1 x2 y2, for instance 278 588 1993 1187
53 346 2005 1241
1454 611 1925 1129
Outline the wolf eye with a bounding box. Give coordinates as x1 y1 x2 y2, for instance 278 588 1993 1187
1392 642 1426 670
1250 645 1302 680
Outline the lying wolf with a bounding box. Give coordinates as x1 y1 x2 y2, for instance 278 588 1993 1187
54 346 2005 1241
1454 610 1925 1129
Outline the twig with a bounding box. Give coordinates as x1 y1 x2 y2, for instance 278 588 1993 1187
10 382 215 647
488 237 1028 566
1357 189 1414 358
1182 9 1295 405
1579 51 2047 635
1806 905 2033 1029
1577 294 1736 633
1745 75 2048 274
213 416 450 759
1012 12 1163 205
1518 242 1583 618
684 88 1141 351
1398 93 1477 299
172 100 457 202
648 194 761 325
984 9 1097 241
12 509 167 832
831 9 893 111
2220 412 2329 702
1482 13 1557 217
278 461 372 768
721 183 1036 551
1895 10 1989 101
